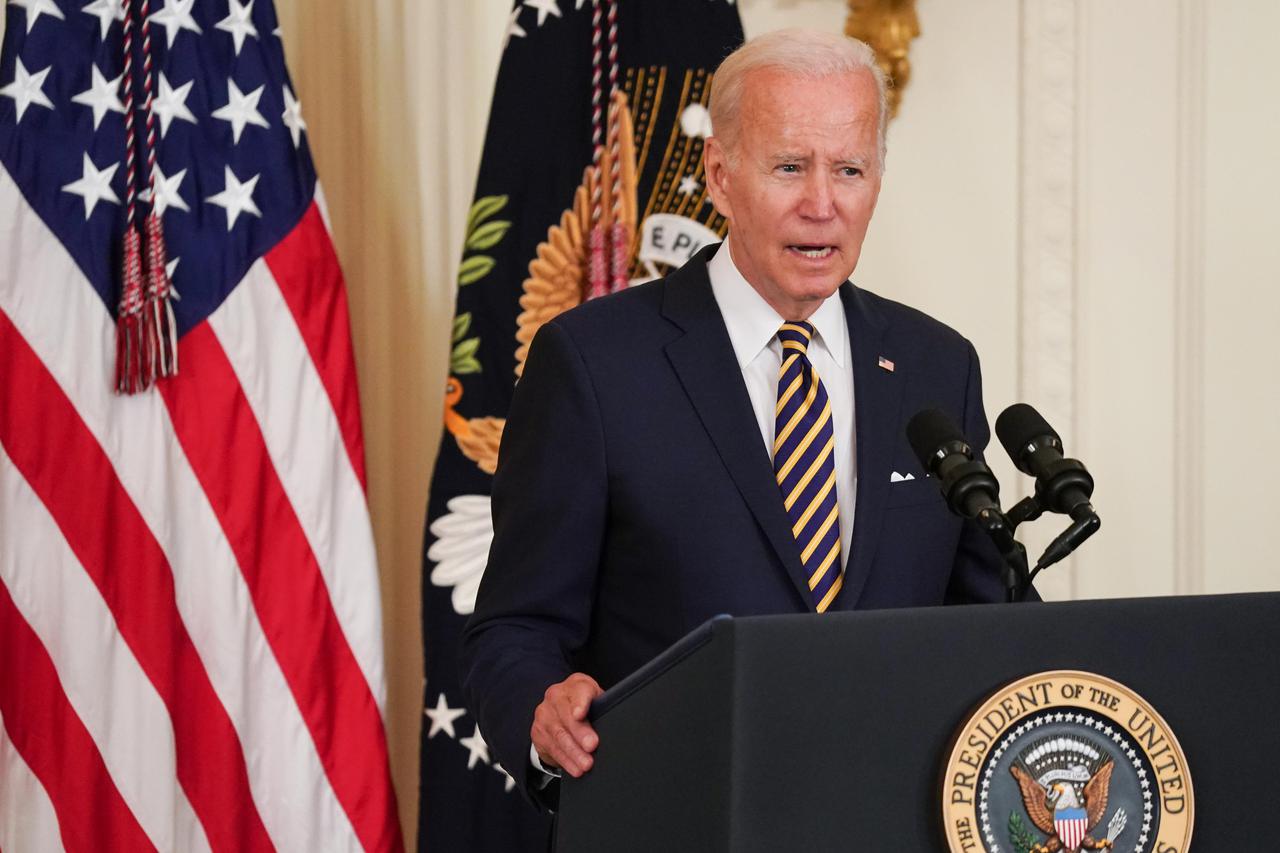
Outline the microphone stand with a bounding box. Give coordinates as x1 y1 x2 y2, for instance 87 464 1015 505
1000 496 1102 601
973 507 1030 604
937 460 1034 603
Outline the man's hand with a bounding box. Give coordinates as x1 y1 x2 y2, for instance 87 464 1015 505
531 672 603 778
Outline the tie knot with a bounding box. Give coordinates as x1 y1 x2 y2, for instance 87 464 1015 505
777 321 815 355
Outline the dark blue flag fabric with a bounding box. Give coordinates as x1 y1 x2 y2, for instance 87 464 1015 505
418 0 743 849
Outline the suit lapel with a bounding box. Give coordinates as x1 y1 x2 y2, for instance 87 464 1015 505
837 283 903 610
661 247 815 611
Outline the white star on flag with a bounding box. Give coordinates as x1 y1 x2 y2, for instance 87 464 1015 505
0 59 54 123
281 85 307 149
215 0 260 56
149 0 203 49
61 153 121 219
152 72 198 137
677 175 700 195
165 256 180 283
423 693 466 739
206 166 262 230
212 80 270 144
526 0 562 26
10 0 65 34
140 165 190 217
458 726 491 769
493 763 517 792
71 65 126 131
81 0 124 40
503 6 527 49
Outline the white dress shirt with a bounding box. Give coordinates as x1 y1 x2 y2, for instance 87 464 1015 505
707 238 857 570
531 240 859 780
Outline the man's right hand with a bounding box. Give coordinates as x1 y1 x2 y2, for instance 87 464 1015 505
530 672 603 778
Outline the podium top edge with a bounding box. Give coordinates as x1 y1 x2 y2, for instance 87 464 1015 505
729 589 1279 626
587 591 1277 720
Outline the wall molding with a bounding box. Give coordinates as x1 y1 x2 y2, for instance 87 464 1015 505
1017 0 1080 598
1173 0 1207 595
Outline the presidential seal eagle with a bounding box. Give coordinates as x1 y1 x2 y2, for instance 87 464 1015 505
1011 759 1116 852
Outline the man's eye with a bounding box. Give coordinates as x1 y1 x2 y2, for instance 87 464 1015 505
777 164 799 173
841 167 862 177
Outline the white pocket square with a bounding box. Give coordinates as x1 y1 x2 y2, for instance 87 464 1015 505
889 471 916 483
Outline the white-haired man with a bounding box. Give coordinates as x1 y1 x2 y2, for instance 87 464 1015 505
461 28 1008 808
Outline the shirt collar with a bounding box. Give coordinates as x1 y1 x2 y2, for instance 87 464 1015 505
707 237 848 370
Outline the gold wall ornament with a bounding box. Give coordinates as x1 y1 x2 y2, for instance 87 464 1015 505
845 0 921 120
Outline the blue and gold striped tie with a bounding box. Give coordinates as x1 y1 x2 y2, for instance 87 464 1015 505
773 322 843 612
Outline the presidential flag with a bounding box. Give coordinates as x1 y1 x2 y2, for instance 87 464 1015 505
0 0 400 850
419 1 743 849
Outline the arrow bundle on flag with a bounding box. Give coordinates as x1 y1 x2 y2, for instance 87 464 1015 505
420 1 743 849
0 0 401 850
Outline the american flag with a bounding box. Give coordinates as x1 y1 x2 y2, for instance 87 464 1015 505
0 1 401 851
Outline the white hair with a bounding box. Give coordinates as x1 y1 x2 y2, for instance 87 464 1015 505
708 28 888 172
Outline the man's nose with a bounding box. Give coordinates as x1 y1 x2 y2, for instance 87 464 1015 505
799 173 836 220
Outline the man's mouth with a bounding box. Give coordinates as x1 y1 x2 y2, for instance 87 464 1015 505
788 245 835 259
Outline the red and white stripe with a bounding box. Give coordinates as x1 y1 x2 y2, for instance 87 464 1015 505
0 165 402 851
0 708 66 852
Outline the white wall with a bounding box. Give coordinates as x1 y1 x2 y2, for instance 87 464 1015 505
1202 1 1280 594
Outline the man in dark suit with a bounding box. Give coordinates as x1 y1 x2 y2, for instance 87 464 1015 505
460 28 1009 806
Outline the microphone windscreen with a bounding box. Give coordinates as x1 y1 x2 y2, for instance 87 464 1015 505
995 403 1060 463
906 408 964 470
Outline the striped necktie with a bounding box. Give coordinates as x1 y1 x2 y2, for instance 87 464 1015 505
773 321 843 612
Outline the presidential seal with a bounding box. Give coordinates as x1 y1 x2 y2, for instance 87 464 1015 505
942 671 1193 853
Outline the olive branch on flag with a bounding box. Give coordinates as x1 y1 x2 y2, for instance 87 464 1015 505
449 194 512 375
457 195 510 286
450 313 481 375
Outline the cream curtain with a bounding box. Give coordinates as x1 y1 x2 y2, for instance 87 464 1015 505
271 0 509 843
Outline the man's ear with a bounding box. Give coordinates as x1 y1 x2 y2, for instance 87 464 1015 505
703 136 734 221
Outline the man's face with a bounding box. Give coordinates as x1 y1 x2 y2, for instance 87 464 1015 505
705 67 883 320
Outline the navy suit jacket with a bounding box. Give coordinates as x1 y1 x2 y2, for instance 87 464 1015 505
460 244 1007 803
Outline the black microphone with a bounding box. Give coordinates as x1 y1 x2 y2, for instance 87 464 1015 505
905 408 1003 520
907 408 1029 600
994 404 1095 520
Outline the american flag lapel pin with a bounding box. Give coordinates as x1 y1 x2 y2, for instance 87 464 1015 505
878 355 895 373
